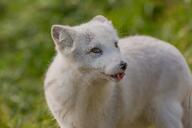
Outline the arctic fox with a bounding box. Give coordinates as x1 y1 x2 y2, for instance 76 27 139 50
44 15 192 128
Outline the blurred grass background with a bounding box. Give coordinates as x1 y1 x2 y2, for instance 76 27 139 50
0 0 192 127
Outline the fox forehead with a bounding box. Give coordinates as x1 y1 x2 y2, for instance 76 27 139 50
74 22 118 45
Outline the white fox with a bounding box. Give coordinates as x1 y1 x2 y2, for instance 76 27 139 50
44 15 192 128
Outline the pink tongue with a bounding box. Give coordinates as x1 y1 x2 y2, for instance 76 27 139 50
117 73 123 80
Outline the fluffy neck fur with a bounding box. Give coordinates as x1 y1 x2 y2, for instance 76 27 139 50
45 53 119 128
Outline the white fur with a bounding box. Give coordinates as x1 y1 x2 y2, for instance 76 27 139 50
44 15 192 128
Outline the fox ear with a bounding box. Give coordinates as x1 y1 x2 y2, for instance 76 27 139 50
92 15 109 23
51 25 76 51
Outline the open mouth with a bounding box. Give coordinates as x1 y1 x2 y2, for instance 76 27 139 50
110 72 125 81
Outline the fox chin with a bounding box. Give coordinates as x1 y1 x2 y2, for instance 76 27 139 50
44 15 192 128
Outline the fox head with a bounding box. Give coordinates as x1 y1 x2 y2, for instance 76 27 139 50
51 15 127 81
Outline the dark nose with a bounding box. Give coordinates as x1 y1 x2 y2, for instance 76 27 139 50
119 61 127 71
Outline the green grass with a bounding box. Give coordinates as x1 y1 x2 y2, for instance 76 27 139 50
0 0 192 127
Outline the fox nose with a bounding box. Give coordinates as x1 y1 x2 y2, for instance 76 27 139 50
119 61 127 71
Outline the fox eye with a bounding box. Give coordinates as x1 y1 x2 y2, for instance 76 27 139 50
89 47 102 54
114 41 118 48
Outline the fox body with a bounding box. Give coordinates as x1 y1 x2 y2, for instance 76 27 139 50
44 16 192 128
